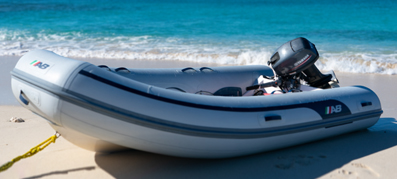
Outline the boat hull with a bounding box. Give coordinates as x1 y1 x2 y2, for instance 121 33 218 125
11 50 382 158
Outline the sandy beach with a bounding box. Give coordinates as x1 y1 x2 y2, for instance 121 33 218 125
1 56 396 179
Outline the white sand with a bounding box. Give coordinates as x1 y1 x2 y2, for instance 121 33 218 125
1 56 396 178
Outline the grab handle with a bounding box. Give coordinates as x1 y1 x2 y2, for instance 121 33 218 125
182 67 197 72
200 67 214 72
361 102 372 107
265 115 282 121
19 91 29 105
115 67 130 73
98 65 112 71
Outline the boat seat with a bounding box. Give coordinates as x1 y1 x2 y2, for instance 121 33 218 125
194 87 242 96
213 87 242 96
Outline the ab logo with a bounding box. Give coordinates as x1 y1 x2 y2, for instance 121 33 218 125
325 105 342 115
30 60 50 69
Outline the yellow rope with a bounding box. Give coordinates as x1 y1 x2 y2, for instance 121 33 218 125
0 132 60 172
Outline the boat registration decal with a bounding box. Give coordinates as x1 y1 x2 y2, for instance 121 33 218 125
29 60 54 74
325 105 342 115
30 60 51 69
311 102 350 119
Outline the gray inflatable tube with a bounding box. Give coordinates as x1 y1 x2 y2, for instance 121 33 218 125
11 50 382 158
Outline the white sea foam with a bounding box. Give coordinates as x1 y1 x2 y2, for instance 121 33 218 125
1 29 397 75
316 52 397 75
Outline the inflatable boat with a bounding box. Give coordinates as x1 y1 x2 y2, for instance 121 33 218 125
11 38 382 158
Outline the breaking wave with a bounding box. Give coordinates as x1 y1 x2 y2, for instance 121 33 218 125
1 29 397 75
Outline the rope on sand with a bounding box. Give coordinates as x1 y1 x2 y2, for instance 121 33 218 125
0 132 61 172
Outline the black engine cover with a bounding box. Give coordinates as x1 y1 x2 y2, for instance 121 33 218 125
268 37 319 76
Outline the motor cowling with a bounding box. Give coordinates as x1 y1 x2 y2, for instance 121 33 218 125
268 37 332 89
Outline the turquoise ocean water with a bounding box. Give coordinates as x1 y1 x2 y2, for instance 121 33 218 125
1 0 397 74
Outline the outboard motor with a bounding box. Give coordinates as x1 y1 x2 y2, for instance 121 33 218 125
268 37 332 90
